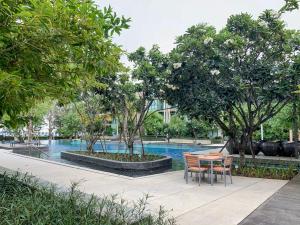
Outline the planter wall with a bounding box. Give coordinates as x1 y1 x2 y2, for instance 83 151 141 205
61 151 172 171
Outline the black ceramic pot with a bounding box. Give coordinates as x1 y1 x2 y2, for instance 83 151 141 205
261 141 280 156
245 142 260 155
281 141 297 157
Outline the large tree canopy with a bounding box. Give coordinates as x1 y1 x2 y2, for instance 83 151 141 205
166 10 300 165
0 0 129 123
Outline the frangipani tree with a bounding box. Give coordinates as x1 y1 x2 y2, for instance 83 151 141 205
110 45 168 156
167 11 300 166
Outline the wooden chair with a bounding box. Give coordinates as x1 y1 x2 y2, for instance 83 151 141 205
184 154 208 185
212 155 233 186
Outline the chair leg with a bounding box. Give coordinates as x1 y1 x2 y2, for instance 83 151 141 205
224 171 227 187
198 172 201 186
230 170 233 184
185 170 188 184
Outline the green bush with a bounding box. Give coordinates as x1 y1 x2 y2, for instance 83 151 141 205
78 152 164 162
232 165 297 180
0 172 175 225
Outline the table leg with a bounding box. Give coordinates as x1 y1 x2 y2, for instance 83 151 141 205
210 161 213 185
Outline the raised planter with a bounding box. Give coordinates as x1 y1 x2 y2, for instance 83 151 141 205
61 151 172 171
261 141 280 156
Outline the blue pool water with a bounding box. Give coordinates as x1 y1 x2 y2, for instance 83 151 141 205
39 139 215 162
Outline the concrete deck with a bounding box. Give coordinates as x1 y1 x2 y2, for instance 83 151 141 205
0 149 287 225
239 174 300 225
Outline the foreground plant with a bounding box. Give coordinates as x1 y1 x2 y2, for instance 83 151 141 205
0 172 176 225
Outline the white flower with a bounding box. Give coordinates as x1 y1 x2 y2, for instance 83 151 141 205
258 20 268 27
173 62 182 69
16 19 23 24
166 84 179 90
270 10 280 18
210 69 220 76
224 39 234 46
204 37 213 45
166 69 172 75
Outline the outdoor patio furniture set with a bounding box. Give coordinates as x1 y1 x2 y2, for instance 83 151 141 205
183 152 233 186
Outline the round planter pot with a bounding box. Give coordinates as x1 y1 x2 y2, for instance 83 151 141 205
281 142 297 157
261 141 280 156
245 142 260 155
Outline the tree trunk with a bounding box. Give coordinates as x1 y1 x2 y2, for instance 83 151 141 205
27 118 33 143
123 105 129 148
239 134 251 167
127 139 134 156
292 99 298 142
138 127 145 157
48 110 54 141
87 138 97 153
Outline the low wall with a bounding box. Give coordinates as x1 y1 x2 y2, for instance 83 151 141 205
170 138 212 145
61 151 172 171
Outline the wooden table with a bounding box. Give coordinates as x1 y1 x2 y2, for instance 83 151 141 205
197 155 224 185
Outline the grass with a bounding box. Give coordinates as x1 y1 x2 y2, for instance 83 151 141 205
0 172 175 225
76 152 164 162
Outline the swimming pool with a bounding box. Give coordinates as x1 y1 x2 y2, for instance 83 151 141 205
23 140 217 176
39 139 215 161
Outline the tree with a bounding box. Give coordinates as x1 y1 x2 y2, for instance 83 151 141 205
144 112 164 136
166 11 300 166
55 105 81 139
111 46 168 156
186 117 212 140
74 93 112 153
167 115 188 137
253 105 293 140
0 0 129 124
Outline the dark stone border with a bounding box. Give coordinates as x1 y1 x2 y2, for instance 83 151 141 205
61 151 172 171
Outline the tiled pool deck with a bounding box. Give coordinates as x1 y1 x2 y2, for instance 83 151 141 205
239 173 300 225
0 149 289 225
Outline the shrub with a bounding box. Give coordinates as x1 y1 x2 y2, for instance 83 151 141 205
232 165 297 180
0 172 175 225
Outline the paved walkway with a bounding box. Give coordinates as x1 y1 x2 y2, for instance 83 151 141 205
239 174 300 225
0 149 287 225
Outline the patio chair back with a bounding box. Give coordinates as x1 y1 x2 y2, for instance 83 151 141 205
224 155 233 167
185 154 199 168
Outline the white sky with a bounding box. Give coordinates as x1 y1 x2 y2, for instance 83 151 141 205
97 0 300 53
